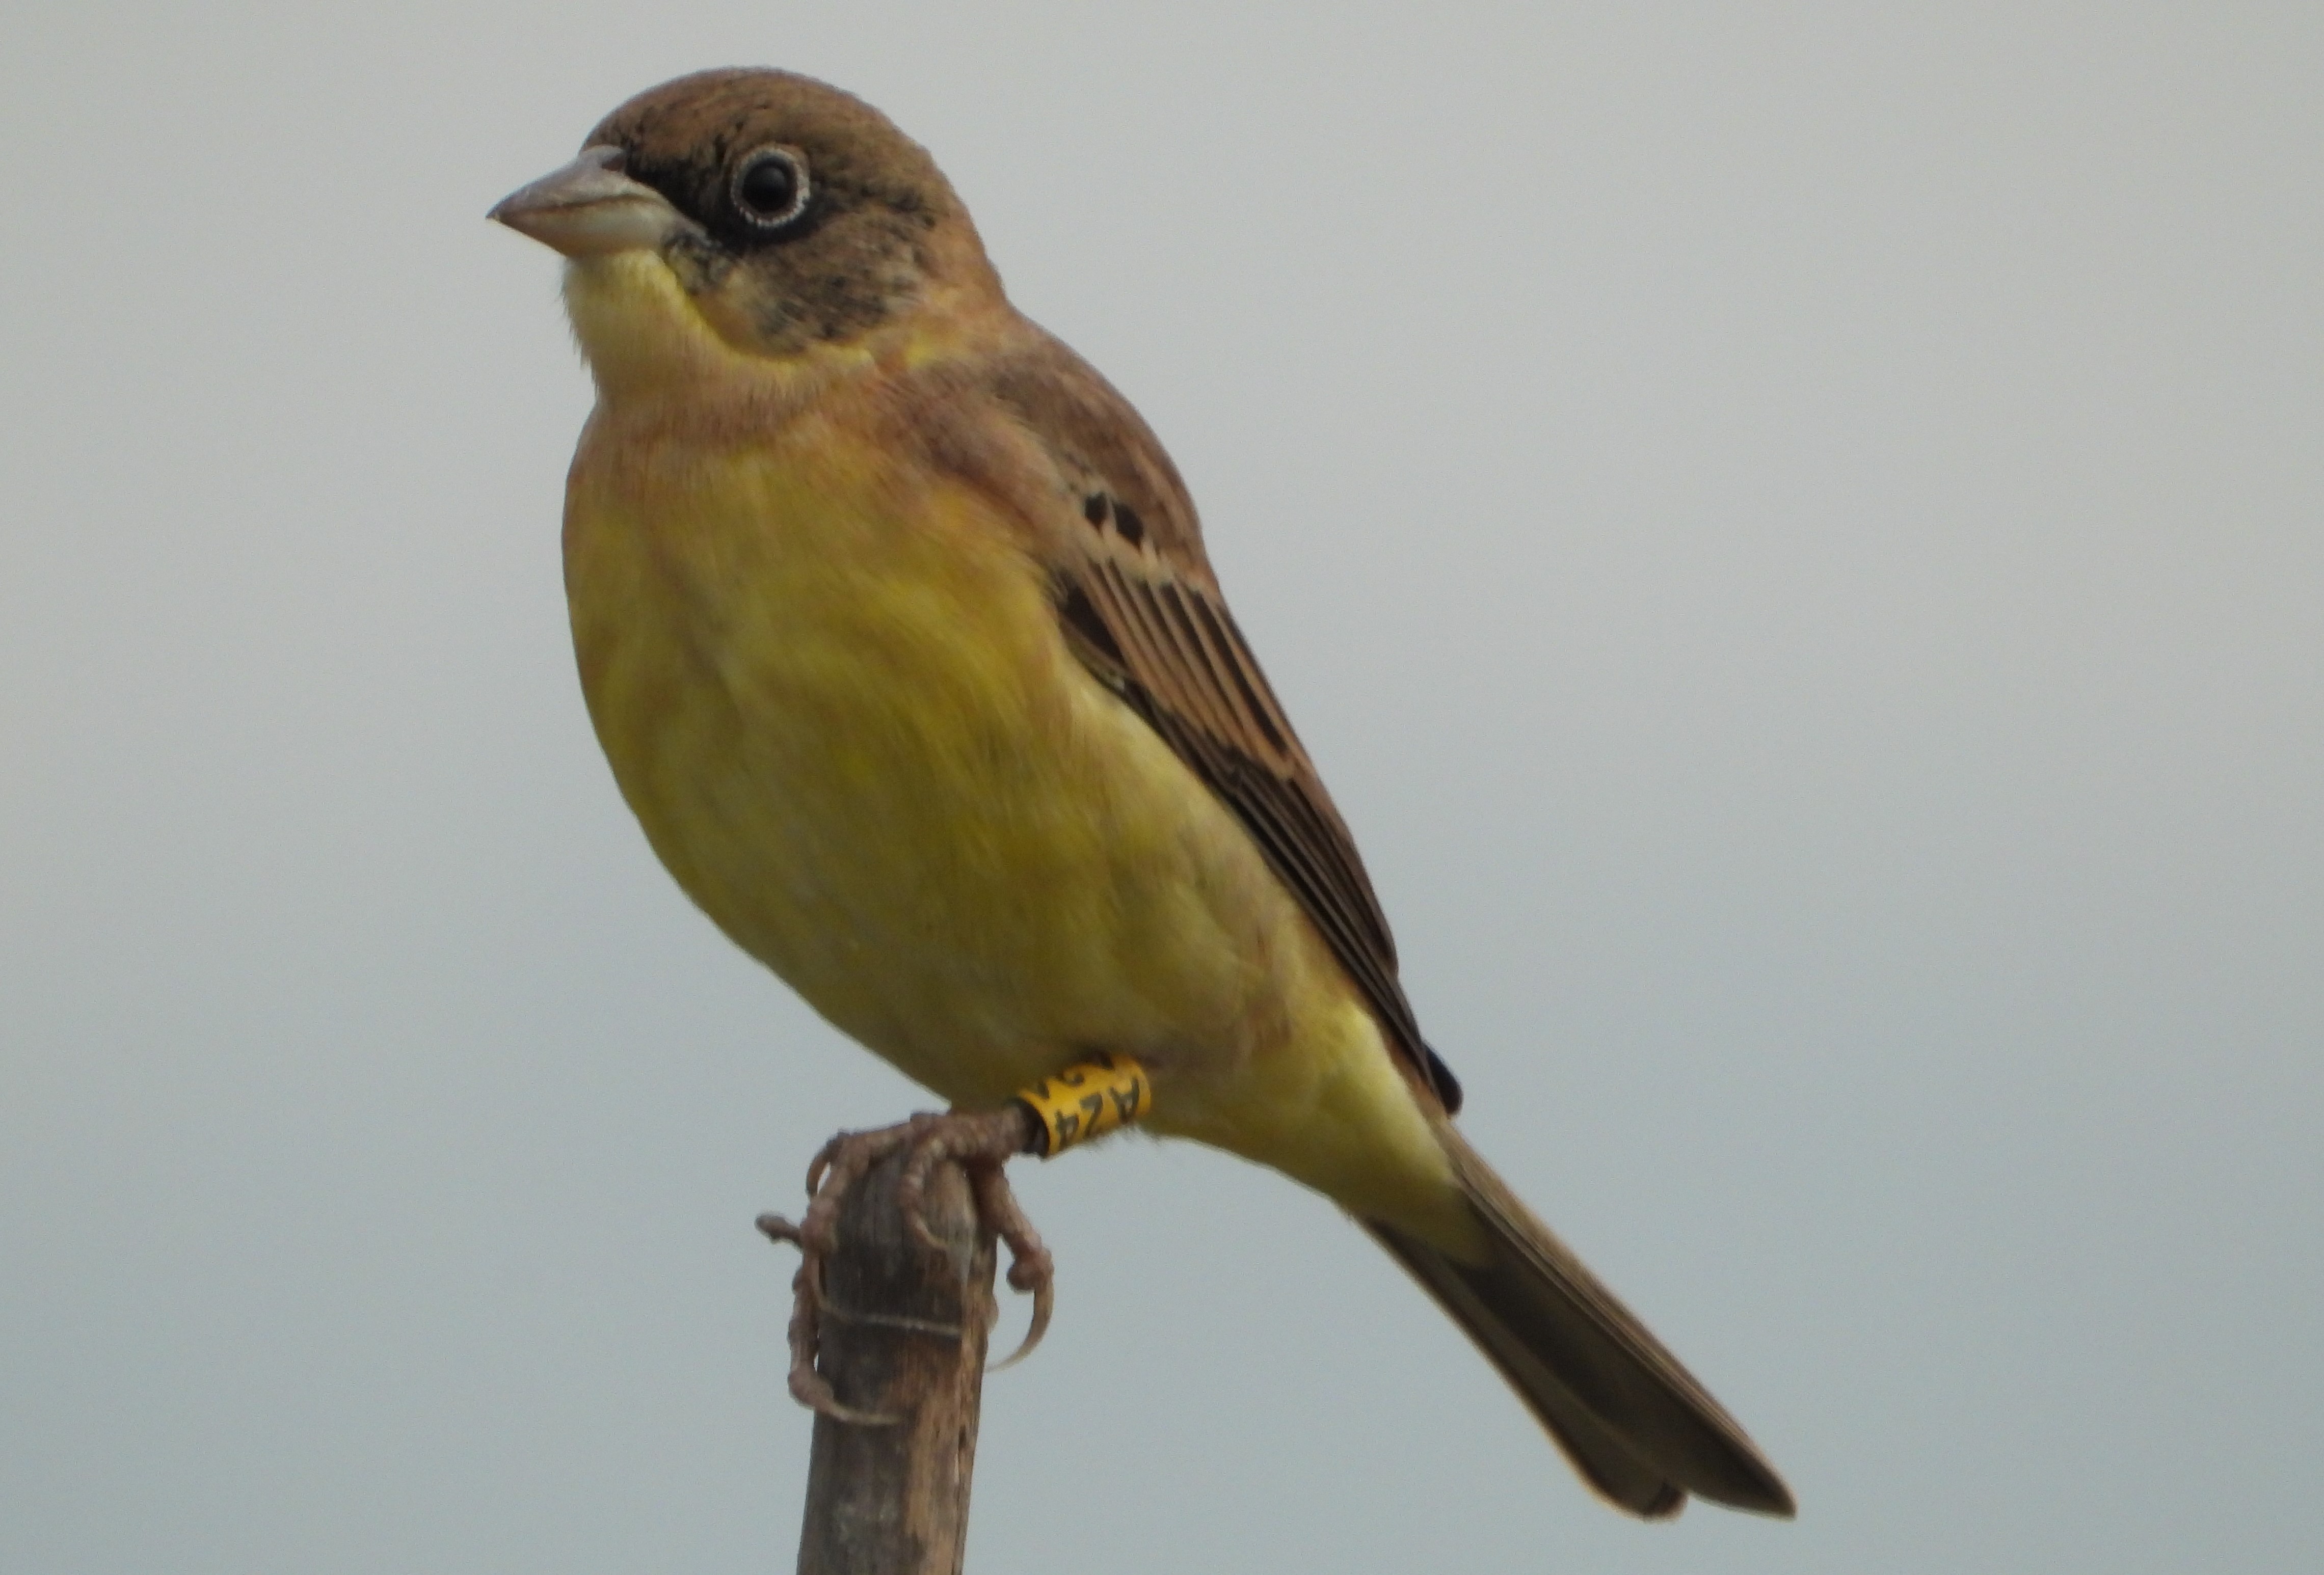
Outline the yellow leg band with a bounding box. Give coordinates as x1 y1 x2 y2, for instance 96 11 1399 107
1016 1053 1151 1158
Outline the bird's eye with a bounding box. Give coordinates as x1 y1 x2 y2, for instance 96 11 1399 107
731 146 811 231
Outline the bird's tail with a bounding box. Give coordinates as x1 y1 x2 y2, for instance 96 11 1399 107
1362 1120 1795 1519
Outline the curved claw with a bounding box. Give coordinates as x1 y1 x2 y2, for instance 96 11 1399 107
763 1107 1057 1421
758 1211 896 1425
988 1269 1054 1372
805 1126 859 1201
757 1213 838 1317
966 1160 1055 1371
787 1366 898 1427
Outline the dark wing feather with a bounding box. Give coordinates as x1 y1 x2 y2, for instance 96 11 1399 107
980 337 1460 1111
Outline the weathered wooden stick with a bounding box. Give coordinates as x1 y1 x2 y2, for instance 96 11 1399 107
789 1152 998 1575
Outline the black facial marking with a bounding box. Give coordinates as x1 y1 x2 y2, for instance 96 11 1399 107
578 72 976 355
730 145 810 232
621 141 832 254
1082 493 1108 526
1110 502 1146 547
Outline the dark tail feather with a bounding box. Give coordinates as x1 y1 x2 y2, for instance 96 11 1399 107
1365 1124 1795 1519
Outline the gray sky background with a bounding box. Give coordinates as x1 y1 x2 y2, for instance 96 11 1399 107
4 4 2318 1571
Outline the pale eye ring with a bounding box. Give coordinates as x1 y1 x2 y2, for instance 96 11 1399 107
730 145 812 231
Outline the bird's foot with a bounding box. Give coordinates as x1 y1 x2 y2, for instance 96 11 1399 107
757 1106 1053 1423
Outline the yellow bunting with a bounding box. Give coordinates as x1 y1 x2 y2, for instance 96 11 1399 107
1016 1053 1152 1157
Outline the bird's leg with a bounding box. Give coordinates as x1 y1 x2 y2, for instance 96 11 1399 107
758 1054 1153 1420
890 1107 1055 1368
758 1108 1047 1419
754 1211 882 1423
759 1109 1032 1422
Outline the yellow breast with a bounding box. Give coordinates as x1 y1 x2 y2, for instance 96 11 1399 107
565 397 1285 1109
553 253 1467 1243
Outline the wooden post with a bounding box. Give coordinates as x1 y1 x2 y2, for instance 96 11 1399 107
787 1152 998 1575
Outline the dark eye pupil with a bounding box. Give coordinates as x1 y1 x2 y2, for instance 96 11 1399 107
739 156 798 220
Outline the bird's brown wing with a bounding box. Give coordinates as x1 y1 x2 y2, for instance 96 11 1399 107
968 333 1459 1111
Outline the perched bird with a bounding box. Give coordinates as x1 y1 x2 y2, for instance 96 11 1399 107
490 68 1793 1520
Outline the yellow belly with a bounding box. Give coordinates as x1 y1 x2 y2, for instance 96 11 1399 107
559 331 1465 1243
566 416 1266 1096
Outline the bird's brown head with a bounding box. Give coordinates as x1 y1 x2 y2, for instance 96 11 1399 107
492 70 999 368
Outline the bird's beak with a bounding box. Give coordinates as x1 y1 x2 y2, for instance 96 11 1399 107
489 146 686 257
